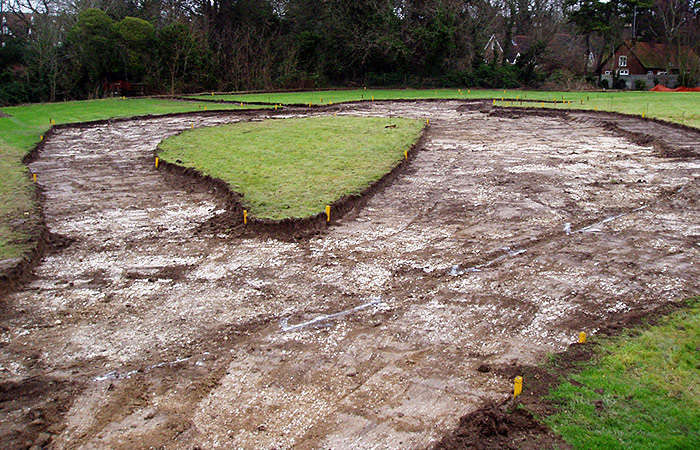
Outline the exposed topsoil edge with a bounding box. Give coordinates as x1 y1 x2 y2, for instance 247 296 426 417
430 299 695 450
156 123 430 239
430 106 700 450
489 106 700 158
3 101 699 289
0 107 312 291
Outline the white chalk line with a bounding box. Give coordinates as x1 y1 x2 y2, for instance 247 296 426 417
575 205 648 233
94 355 196 381
450 247 526 276
451 204 650 277
280 297 383 332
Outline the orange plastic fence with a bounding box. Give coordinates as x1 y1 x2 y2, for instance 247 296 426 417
650 84 700 92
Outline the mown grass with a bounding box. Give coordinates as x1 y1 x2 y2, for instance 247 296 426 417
157 116 424 220
495 91 700 129
189 89 700 129
545 298 700 449
0 98 254 262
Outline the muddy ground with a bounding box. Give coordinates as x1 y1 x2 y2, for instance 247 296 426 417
1 100 699 449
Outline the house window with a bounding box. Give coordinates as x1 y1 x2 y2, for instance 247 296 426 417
619 55 627 67
620 69 629 76
2 25 9 35
604 71 611 75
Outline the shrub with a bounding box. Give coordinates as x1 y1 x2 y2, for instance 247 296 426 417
634 79 647 90
613 78 627 89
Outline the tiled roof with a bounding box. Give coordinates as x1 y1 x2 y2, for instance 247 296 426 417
627 41 698 70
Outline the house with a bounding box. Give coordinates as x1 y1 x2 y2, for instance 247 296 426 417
599 40 700 89
1 12 34 47
485 33 595 72
483 34 505 64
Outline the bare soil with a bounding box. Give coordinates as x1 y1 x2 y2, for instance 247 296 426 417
1 101 699 449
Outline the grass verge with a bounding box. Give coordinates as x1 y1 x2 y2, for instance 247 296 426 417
157 116 424 220
544 298 700 449
0 98 255 263
189 89 700 129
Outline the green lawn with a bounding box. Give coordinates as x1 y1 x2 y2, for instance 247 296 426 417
495 91 700 129
546 298 700 449
157 116 424 220
189 89 700 129
0 98 255 262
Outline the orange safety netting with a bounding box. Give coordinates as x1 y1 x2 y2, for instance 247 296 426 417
650 84 700 92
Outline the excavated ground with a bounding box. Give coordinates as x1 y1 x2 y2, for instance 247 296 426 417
1 101 699 449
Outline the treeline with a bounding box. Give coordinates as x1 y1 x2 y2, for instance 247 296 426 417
1 0 699 104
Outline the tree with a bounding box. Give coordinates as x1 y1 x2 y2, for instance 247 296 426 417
67 8 119 96
158 22 201 94
115 16 156 84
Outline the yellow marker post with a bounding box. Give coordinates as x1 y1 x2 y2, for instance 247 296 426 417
155 157 159 169
371 96 374 101
541 102 544 108
501 97 504 101
504 89 506 94
204 105 207 111
642 111 645 118
275 105 278 110
122 96 125 100
334 112 337 116
325 205 331 222
579 332 586 343
320 98 323 103
243 209 248 225
595 105 598 111
40 135 43 141
32 173 37 182
329 100 332 105
211 92 214 96
240 102 243 107
516 95 519 101
191 123 194 129
468 89 471 94
493 99 496 106
52 119 55 125
404 150 408 160
364 86 367 90
514 376 523 398
426 118 429 125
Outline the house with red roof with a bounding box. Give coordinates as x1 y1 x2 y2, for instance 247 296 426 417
599 40 699 89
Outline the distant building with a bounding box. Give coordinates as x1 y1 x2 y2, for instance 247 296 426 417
599 40 700 89
483 34 505 64
1 12 34 47
484 33 595 73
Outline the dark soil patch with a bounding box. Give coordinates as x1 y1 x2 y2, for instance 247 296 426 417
0 376 83 450
432 403 567 450
431 300 692 450
0 112 11 118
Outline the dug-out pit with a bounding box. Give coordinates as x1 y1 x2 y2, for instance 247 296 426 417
1 101 699 449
